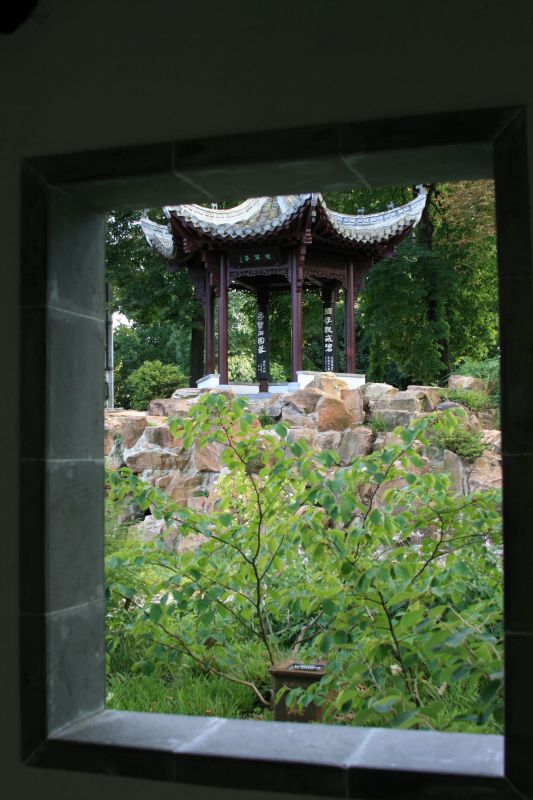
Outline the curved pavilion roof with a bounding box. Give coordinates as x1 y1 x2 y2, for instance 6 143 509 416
140 189 426 262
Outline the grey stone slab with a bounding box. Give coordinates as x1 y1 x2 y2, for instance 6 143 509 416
20 307 46 459
346 727 503 776
48 308 105 460
46 598 105 733
48 188 106 319
502 454 533 633
20 460 105 614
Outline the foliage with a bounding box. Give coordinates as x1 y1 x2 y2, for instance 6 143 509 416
106 394 502 731
430 426 485 461
368 413 387 434
454 356 500 406
443 389 494 413
358 182 498 384
126 360 188 410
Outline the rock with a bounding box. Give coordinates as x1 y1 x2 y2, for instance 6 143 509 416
308 372 349 397
106 437 124 470
282 388 323 414
443 449 467 494
448 374 486 393
104 409 149 451
163 470 207 505
147 398 192 417
123 428 190 472
467 454 502 492
281 405 315 428
437 401 462 411
372 409 416 430
143 424 182 448
129 516 206 553
193 440 226 472
316 395 352 432
286 427 317 447
481 429 501 454
373 432 404 451
477 407 499 430
338 427 373 463
172 387 203 399
340 387 365 425
316 431 342 450
264 399 282 418
361 383 398 411
373 389 434 413
406 385 442 411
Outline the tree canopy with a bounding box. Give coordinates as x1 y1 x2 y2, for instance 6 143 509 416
106 182 498 405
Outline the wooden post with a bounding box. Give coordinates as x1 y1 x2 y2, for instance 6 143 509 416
322 286 336 372
256 288 269 393
218 252 229 384
205 274 215 375
345 260 356 373
290 250 303 382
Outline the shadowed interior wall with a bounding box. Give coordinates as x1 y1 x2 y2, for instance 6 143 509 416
3 1 533 799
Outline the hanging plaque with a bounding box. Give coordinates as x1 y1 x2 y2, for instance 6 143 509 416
229 246 283 268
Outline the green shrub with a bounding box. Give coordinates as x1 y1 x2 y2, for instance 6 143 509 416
126 359 188 410
440 388 493 412
369 413 387 434
454 356 500 406
431 426 485 460
107 397 502 732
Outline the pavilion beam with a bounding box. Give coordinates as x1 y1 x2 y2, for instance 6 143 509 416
218 252 229 384
345 260 356 373
290 250 303 382
205 274 215 375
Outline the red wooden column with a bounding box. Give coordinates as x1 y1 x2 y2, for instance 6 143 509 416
205 273 215 375
218 252 229 384
345 259 356 373
290 250 303 381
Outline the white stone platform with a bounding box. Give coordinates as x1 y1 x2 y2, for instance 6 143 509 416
196 371 365 395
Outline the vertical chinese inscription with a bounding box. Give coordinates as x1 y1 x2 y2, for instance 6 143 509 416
323 296 336 373
256 301 269 382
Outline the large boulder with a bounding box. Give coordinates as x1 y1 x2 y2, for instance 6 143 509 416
171 387 203 399
316 431 342 451
448 374 486 393
373 389 436 414
193 439 226 472
281 405 315 428
104 409 149 453
282 388 323 414
308 372 349 398
340 387 365 425
442 449 467 494
467 454 501 493
406 385 442 411
287 427 317 447
316 395 352 432
338 427 373 463
372 409 417 430
361 383 398 412
147 398 192 417
123 428 190 472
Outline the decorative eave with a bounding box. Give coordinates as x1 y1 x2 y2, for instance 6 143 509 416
317 189 426 244
140 189 427 258
138 217 175 259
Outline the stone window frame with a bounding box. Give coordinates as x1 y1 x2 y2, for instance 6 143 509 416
19 107 532 799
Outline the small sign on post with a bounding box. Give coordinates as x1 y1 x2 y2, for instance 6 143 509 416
322 294 337 372
256 293 269 391
269 659 327 722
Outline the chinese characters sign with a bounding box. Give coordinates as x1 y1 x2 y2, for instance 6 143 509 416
229 246 283 268
323 304 336 372
256 307 268 381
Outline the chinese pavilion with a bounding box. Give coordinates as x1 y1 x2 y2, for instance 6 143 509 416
140 189 426 392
